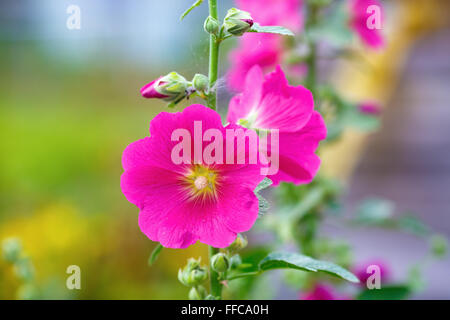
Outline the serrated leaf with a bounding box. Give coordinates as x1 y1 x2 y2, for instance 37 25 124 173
249 23 294 36
255 177 273 193
357 285 411 300
254 178 272 216
259 252 359 283
180 0 204 21
148 244 163 266
256 194 270 214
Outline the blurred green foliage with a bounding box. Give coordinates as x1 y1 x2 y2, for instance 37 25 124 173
0 42 209 299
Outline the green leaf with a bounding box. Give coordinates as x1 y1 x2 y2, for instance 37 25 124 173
357 285 411 300
343 107 380 132
258 252 359 283
254 178 272 216
148 244 163 266
355 197 395 225
249 23 295 36
398 215 430 237
180 0 204 21
255 177 272 193
307 1 353 47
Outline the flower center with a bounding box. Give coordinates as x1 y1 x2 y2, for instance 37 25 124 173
238 109 259 129
194 176 208 190
183 165 219 201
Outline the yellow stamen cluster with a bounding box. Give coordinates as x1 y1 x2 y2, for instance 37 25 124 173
183 165 219 201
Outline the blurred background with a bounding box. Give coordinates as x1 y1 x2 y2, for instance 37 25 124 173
0 0 449 299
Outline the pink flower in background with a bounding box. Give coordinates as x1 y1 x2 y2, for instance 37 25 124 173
349 0 385 49
236 0 303 30
227 65 327 186
300 283 350 300
358 101 381 115
228 34 282 92
121 104 266 248
353 260 391 286
228 0 303 91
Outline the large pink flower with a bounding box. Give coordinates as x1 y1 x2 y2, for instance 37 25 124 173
228 0 303 92
349 0 385 49
121 104 266 248
227 65 327 186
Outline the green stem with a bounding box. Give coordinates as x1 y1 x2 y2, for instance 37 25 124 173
208 246 223 298
305 2 319 96
207 0 220 110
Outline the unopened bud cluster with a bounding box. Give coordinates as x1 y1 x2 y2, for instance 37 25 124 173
140 72 210 106
203 8 254 38
223 8 254 36
178 257 208 287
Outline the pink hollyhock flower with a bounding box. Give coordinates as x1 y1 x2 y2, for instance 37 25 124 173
227 65 327 186
300 284 350 300
228 34 283 92
228 0 303 92
140 72 189 102
353 260 391 286
236 0 303 30
121 104 266 249
349 0 385 50
358 101 381 115
140 77 168 99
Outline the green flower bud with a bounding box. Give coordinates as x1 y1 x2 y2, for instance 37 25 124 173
431 234 448 258
227 234 248 253
192 74 209 93
211 253 230 273
141 72 189 102
178 258 208 287
204 16 220 35
188 285 208 300
223 8 254 36
2 238 22 263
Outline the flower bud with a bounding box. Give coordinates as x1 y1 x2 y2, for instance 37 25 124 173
178 258 208 287
2 238 22 263
223 8 254 36
192 74 209 93
211 253 230 273
140 72 189 102
227 234 248 253
204 16 220 35
188 285 208 300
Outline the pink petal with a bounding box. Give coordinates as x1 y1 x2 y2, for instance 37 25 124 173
228 65 315 133
268 111 327 185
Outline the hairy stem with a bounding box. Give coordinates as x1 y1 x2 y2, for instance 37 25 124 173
207 0 220 110
208 246 223 298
